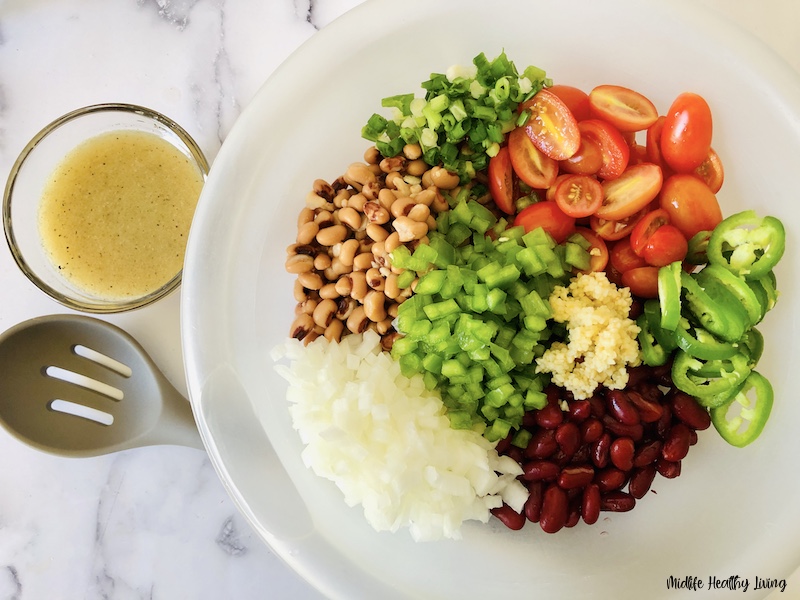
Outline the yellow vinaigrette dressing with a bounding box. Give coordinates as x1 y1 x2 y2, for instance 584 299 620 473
38 130 204 301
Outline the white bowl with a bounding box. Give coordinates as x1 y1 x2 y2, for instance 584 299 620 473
181 0 800 598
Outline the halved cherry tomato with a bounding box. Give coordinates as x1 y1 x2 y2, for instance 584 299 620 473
661 92 713 173
629 208 671 256
588 85 659 132
692 147 724 193
513 201 576 244
553 174 604 218
597 163 663 221
547 84 591 121
659 173 723 239
629 144 648 165
520 89 581 161
560 136 603 175
640 224 688 267
589 207 647 241
507 126 558 191
578 119 630 180
572 227 609 273
621 266 660 298
610 236 648 273
488 146 516 214
546 173 572 202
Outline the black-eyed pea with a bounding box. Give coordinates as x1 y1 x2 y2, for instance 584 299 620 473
376 317 393 335
350 271 369 300
323 318 344 342
297 271 323 290
299 297 318 316
380 156 406 173
336 296 357 320
344 192 366 212
302 330 320 346
406 159 428 177
353 252 374 271
334 274 353 297
293 279 308 303
430 166 460 190
414 188 436 207
421 170 435 188
387 302 400 318
390 197 416 219
334 188 353 208
426 215 437 231
346 305 370 334
384 273 400 299
312 179 334 201
318 282 340 300
380 331 400 352
285 254 314 274
363 290 387 323
362 180 381 200
366 268 385 291
312 298 338 329
384 231 402 253
363 201 390 225
296 221 320 245
313 253 332 271
377 188 397 211
403 143 422 160
367 163 383 177
314 209 334 227
363 146 381 165
408 203 430 223
338 238 360 267
305 191 331 210
393 216 428 242
297 206 315 228
393 177 412 197
324 257 350 282
385 171 404 190
338 206 362 231
431 189 450 213
290 313 315 341
370 240 386 258
316 224 348 246
344 162 376 190
366 223 389 242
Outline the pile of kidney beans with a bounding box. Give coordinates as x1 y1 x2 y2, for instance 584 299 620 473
491 361 712 534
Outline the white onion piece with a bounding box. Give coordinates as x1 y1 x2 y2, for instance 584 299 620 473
272 331 524 541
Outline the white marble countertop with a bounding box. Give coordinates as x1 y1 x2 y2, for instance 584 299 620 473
0 1 798 598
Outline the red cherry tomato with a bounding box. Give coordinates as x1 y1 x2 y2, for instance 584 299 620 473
640 224 688 267
621 266 660 298
610 236 648 273
560 135 603 176
589 207 647 241
597 163 663 221
661 92 713 173
629 208 671 256
629 144 649 165
588 85 659 132
513 201 576 244
578 119 630 180
547 84 591 121
553 174 604 218
520 89 581 161
659 173 723 239
692 147 724 193
546 173 572 202
572 227 609 273
488 146 516 214
507 126 558 190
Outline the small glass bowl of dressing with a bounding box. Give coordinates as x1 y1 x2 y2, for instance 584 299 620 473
3 103 209 313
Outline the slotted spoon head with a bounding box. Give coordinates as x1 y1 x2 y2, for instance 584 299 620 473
0 314 203 457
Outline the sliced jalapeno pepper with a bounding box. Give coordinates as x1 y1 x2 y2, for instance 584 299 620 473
710 370 773 447
747 271 779 321
707 210 785 280
643 299 677 352
673 320 739 361
680 271 747 343
671 350 751 406
738 327 764 364
685 230 712 265
657 261 682 331
695 263 762 328
637 313 669 367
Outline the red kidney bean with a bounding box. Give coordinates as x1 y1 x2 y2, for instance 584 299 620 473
588 394 606 418
582 483 601 525
634 381 664 405
662 423 692 462
525 428 558 459
657 458 682 479
522 460 560 482
594 467 627 492
495 433 513 455
602 415 644 441
539 484 569 533
600 491 636 512
610 437 635 472
535 403 564 429
524 482 543 523
627 390 664 423
629 465 657 499
555 422 581 458
558 465 595 490
571 445 591 464
491 503 526 530
689 430 698 446
580 418 604 444
633 440 662 467
591 433 612 469
606 390 641 425
626 365 651 388
565 502 581 528
655 404 673 439
651 362 674 387
671 392 711 431
568 399 592 423
506 446 523 464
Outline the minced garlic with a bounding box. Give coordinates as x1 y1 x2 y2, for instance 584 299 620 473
535 271 641 400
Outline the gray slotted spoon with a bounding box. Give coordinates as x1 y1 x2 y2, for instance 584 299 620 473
0 314 204 457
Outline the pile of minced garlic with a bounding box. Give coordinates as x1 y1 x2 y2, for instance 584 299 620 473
272 330 527 542
536 271 641 400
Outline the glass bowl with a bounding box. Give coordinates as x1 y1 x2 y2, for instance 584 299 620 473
3 103 209 313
